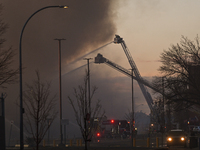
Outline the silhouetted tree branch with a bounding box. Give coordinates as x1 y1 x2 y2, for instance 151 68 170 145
68 71 105 150
0 4 18 88
152 35 200 110
23 71 57 150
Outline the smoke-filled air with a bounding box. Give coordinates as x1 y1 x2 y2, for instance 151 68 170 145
3 0 200 146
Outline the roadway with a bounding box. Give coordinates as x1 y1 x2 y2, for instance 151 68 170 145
6 137 197 150
6 133 200 150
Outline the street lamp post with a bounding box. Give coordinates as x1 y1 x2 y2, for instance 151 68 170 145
131 69 134 147
19 5 68 150
161 76 165 147
54 38 66 145
83 58 92 113
83 58 92 150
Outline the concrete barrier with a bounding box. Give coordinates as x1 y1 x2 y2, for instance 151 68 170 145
156 137 159 147
133 138 136 147
53 140 56 147
147 137 150 147
76 139 79 146
15 144 29 148
43 140 45 147
79 139 82 146
69 139 73 146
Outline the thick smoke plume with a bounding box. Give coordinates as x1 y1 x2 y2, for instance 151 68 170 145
3 0 118 78
2 0 119 136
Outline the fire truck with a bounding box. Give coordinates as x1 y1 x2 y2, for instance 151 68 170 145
94 119 131 140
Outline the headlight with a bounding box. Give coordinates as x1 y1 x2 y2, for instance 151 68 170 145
181 137 185 141
167 137 172 141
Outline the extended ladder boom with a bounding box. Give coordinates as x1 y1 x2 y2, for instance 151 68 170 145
95 53 157 111
114 35 153 109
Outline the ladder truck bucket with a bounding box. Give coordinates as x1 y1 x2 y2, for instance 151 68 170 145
94 53 106 64
114 35 123 44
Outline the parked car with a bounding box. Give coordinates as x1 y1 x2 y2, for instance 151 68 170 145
193 126 200 132
166 129 187 147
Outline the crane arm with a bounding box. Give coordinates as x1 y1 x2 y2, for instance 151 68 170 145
113 35 200 115
95 54 159 92
114 35 141 78
114 35 154 107
95 53 158 110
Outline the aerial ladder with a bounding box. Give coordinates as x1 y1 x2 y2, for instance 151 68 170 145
95 35 200 120
94 35 200 117
113 35 154 111
94 53 157 111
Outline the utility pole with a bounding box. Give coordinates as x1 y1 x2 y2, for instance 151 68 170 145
83 58 92 150
162 76 165 147
0 93 6 150
19 6 68 150
54 38 66 146
131 69 134 147
84 58 92 113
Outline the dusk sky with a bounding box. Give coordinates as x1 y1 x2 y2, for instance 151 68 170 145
1 0 200 138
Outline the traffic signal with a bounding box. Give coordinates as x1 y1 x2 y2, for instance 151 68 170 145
111 119 114 123
133 120 135 126
97 133 100 137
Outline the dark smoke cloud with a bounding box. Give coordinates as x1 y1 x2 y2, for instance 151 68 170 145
2 0 118 80
1 0 152 140
1 0 118 130
49 1 117 61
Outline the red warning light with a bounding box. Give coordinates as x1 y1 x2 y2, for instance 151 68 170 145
111 119 114 123
97 133 100 137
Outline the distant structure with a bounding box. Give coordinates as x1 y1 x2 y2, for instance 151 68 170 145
188 64 200 93
0 94 5 150
187 63 200 129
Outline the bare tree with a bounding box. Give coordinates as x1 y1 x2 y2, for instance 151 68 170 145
152 98 165 132
152 35 200 109
124 110 133 136
68 72 105 150
23 71 57 150
0 4 18 88
0 4 18 87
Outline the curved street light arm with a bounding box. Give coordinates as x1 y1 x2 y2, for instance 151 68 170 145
19 5 68 150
